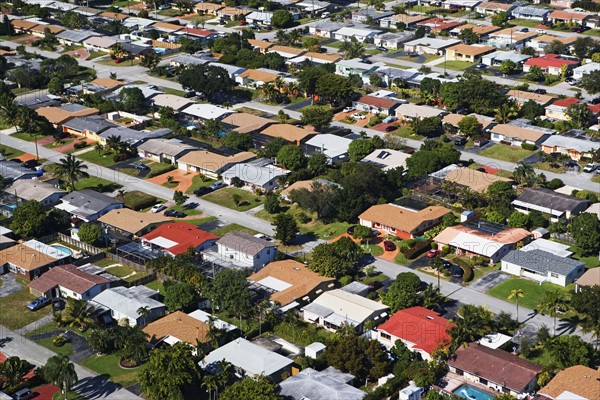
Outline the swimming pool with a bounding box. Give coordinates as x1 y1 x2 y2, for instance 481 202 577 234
51 245 73 256
154 48 167 54
453 384 495 400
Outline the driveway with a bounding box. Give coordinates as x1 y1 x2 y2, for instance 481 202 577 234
146 169 195 192
285 99 311 111
468 270 510 293
406 256 431 270
520 152 543 165
0 274 22 298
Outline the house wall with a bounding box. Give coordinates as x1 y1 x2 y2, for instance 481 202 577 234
359 218 412 240
377 331 433 360
216 244 275 270
177 161 220 179
308 27 335 38
58 283 107 301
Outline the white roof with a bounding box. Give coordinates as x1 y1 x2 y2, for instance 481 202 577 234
541 135 600 154
396 103 445 119
256 276 292 292
521 238 573 257
0 226 12 236
200 338 293 377
305 134 352 158
335 27 381 37
361 148 410 170
246 11 272 23
222 163 289 187
477 333 513 349
302 289 389 325
91 286 164 322
147 236 179 249
584 202 600 219
482 51 532 63
181 103 232 120
122 17 155 29
404 37 461 50
556 392 587 400
151 94 193 110
573 62 600 74
337 58 384 71
187 310 237 332
444 231 504 258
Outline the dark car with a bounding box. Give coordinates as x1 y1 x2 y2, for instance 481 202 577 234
454 137 467 146
442 259 453 269
184 91 196 98
164 210 186 218
590 97 600 105
133 163 149 170
346 225 355 236
385 125 397 132
194 186 213 196
383 240 396 251
377 46 389 52
27 296 49 311
533 88 547 94
21 159 38 169
451 264 464 278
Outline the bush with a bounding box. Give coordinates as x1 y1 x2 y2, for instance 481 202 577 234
441 245 450 255
521 143 537 151
118 191 157 211
52 334 68 347
73 141 88 149
454 259 474 282
339 275 353 286
296 211 311 224
402 239 433 260
546 178 564 190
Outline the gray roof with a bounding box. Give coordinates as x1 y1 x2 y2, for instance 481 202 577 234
57 29 99 43
170 54 214 66
353 10 394 19
122 42 152 56
60 103 90 112
92 286 165 322
6 180 66 202
513 5 551 17
376 67 420 81
0 161 39 180
60 189 123 218
514 188 590 213
62 117 115 134
502 249 584 276
17 94 61 109
542 135 600 154
138 138 196 157
99 127 172 145
216 232 277 256
279 367 365 400
308 21 352 31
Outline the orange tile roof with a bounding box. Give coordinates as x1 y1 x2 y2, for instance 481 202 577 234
447 43 495 56
0 244 60 271
359 204 451 233
98 208 170 235
238 69 280 83
269 45 305 56
491 124 548 142
260 124 315 143
442 167 511 193
177 150 255 173
143 311 210 345
301 52 342 63
11 20 39 31
141 222 218 256
99 11 129 20
31 25 65 34
28 264 109 295
221 113 274 134
549 10 591 21
90 78 123 89
248 39 273 50
35 106 99 125
454 23 501 36
152 21 184 31
538 366 599 399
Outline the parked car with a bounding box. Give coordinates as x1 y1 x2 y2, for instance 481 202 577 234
151 204 166 213
239 20 247 26
383 240 396 251
451 264 464 278
385 125 397 132
454 137 467 146
219 19 226 25
52 298 65 312
590 97 600 105
13 388 33 400
377 46 389 52
184 91 196 98
351 113 366 120
133 163 149 170
536 29 546 34
321 12 330 18
520 28 529 32
474 138 489 147
27 296 49 311
164 209 186 218
475 63 486 69
21 159 37 169
426 249 441 258
533 88 547 94
343 107 354 113
346 225 355 236
210 181 226 190
583 163 597 173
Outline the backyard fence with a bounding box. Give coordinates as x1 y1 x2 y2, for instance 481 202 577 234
57 233 103 254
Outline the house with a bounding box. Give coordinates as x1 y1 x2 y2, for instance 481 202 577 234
200 338 293 383
528 34 577 53
359 203 451 240
194 2 224 15
511 5 551 22
538 365 599 400
74 6 101 16
267 45 305 59
351 9 394 24
549 0 577 8
396 104 447 121
28 264 110 300
181 104 233 121
279 367 365 400
169 53 214 68
417 18 462 33
216 7 251 20
490 122 554 146
248 260 336 312
36 104 99 127
98 126 172 146
500 249 584 286
121 17 156 30
150 21 183 34
445 44 496 62
443 0 482 10
236 69 280 88
572 62 600 80
548 10 591 26
55 190 123 222
481 50 532 66
91 286 166 326
6 180 66 207
308 21 352 38
222 161 289 191
120 42 153 59
0 240 71 280
403 37 461 55
209 62 247 79
11 19 39 34
151 94 194 111
17 94 60 110
296 0 331 16
512 187 591 221
137 138 195 165
434 222 531 263
451 24 501 39
280 179 340 202
429 164 512 193
98 208 170 238
287 52 342 67
177 149 256 179
247 39 273 53
583 202 600 220
99 11 129 21
143 311 213 348
487 28 538 49
448 343 542 397
399 382 425 400
352 95 400 116
0 160 40 182
380 14 428 29
56 30 99 46
576 267 600 292
174 28 219 43
523 54 579 76
335 59 384 80
61 117 115 141
246 10 274 25
377 306 452 360
507 89 555 106
214 232 277 270
301 289 390 333
334 27 382 43
222 113 275 135
374 32 415 50
303 134 353 165
141 222 219 256
30 24 65 38
361 149 411 171
442 113 496 132
376 67 421 87
541 134 599 161
257 124 315 145
475 2 517 15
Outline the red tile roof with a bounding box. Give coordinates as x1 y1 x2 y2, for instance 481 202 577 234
28 264 110 295
524 54 579 69
141 222 219 255
551 97 579 108
356 95 398 110
377 306 452 355
588 103 600 114
417 18 462 30
181 28 216 37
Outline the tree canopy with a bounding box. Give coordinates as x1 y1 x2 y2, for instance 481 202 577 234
569 213 600 255
220 376 282 400
206 269 253 317
178 64 235 101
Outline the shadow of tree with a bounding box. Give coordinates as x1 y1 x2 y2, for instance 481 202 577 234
72 374 121 400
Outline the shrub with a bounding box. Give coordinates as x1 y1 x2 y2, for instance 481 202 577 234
454 259 474 282
118 191 157 211
406 238 417 247
441 245 450 255
296 211 311 224
73 141 88 149
339 275 353 286
521 143 537 151
52 334 68 347
402 239 433 260
546 178 564 190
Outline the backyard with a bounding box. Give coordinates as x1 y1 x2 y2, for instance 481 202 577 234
203 188 265 211
0 287 47 330
487 277 571 310
479 145 535 163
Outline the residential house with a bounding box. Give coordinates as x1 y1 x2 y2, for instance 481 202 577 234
396 104 447 120
541 134 599 161
150 21 183 34
0 240 71 280
36 104 99 128
62 117 115 141
511 5 552 22
17 94 60 109
417 18 462 34
583 202 600 220
500 249 584 286
548 10 591 26
448 343 542 397
334 27 382 43
576 267 600 292
308 21 352 38
335 58 384 81
28 264 110 300
442 113 496 132
549 0 578 8
174 28 219 43
74 6 101 16
429 164 512 193
121 17 156 30
143 311 212 348
236 69 280 88
216 7 251 20
222 160 289 190
222 113 275 135
246 11 275 25
6 180 66 207
287 52 342 67
352 95 400 116
247 39 273 53
248 260 336 312
451 23 501 39
99 11 129 21
380 14 428 29
177 149 256 179
150 94 194 111
301 289 390 333
359 203 451 239
200 338 293 382
572 62 600 80
303 134 353 165
403 37 461 55
528 34 577 53
141 222 219 256
181 104 233 121
481 50 532 66
434 222 531 262
279 367 365 400
377 306 452 360
98 126 172 146
214 232 277 270
490 122 554 146
55 189 123 222
374 32 415 50
295 0 331 16
399 382 425 400
280 179 340 202
538 365 599 400
56 30 99 46
30 24 65 38
475 2 517 15
11 19 40 34
443 0 482 10
523 54 579 76
521 238 573 257
507 89 555 106
120 42 153 59
267 45 305 59
586 15 600 29
352 10 394 24
487 28 538 49
445 44 496 62
0 159 41 182
169 53 215 68
0 228 15 251
257 124 315 145
91 286 166 326
98 208 170 238
137 138 195 165
360 149 411 171
512 187 591 221
194 2 224 15
376 67 421 88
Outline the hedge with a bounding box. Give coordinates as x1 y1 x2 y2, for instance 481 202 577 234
521 142 537 151
117 191 157 211
402 239 432 260
454 259 474 282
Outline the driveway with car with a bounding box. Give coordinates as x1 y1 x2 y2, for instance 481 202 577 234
468 270 509 293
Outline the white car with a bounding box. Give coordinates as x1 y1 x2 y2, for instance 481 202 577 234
343 107 354 113
151 204 167 213
536 29 546 34
583 163 597 173
351 113 366 120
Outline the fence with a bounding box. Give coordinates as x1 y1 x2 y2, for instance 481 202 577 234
106 252 152 274
73 252 106 266
550 232 575 244
57 233 103 254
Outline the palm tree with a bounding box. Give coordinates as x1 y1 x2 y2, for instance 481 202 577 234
421 283 446 311
538 289 568 336
430 255 444 290
140 52 162 71
137 306 151 326
288 29 302 46
449 304 494 351
202 373 219 400
580 316 600 350
109 72 117 80
340 39 366 60
0 357 32 389
116 325 149 365
94 143 104 155
275 30 290 45
260 82 281 103
494 101 518 123
205 315 222 349
105 134 124 153
64 298 94 330
513 163 538 187
508 289 525 323
111 42 127 60
55 154 90 192
43 355 78 400
215 360 232 398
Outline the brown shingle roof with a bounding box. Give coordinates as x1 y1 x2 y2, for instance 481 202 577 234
238 69 280 83
356 95 398 109
260 124 315 143
268 45 305 56
247 39 273 50
151 21 184 32
447 43 495 56
11 20 39 31
35 106 99 125
301 52 342 63
99 11 129 20
443 167 511 193
575 268 600 288
538 365 600 400
221 113 274 134
31 25 65 34
98 208 170 235
28 264 109 295
477 2 513 11
0 245 61 271
491 124 547 142
548 10 591 21
533 34 577 45
177 150 255 173
248 260 335 306
448 343 543 392
507 89 555 105
359 204 451 233
194 2 224 12
442 113 494 130
143 311 210 345
454 23 501 36
90 78 123 89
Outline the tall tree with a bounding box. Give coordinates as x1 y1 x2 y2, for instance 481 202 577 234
55 154 90 192
42 355 78 400
569 213 600 256
273 213 298 244
508 289 525 323
220 376 282 400
537 289 568 335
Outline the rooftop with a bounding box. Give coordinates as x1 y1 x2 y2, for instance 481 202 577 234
576 268 600 288
502 249 584 276
92 286 164 322
6 180 66 202
430 165 511 193
434 223 531 257
359 204 451 233
222 113 274 134
177 150 255 172
98 208 170 235
56 190 123 220
361 149 410 171
216 232 277 256
0 240 70 271
141 222 219 256
28 264 110 295
513 188 590 213
525 54 579 69
260 124 314 143
279 367 365 400
302 289 389 326
539 366 599 399
143 311 210 346
137 138 196 157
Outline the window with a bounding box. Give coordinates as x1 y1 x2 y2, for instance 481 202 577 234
380 332 391 340
550 272 559 278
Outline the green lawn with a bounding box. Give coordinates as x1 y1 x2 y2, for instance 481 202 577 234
487 277 570 310
146 162 176 178
97 58 140 67
36 336 74 357
116 167 140 177
533 161 567 174
479 145 535 163
11 131 48 142
0 288 48 330
160 87 187 97
145 280 165 293
45 139 74 149
176 216 218 226
211 223 259 237
363 244 384 256
0 144 25 159
78 149 118 167
583 29 600 37
168 204 202 216
104 265 135 278
511 19 543 28
272 321 336 348
81 353 142 387
87 51 107 60
438 60 474 71
73 177 122 192
185 174 216 194
116 190 159 211
254 205 350 239
591 174 600 184
396 54 441 63
203 188 264 211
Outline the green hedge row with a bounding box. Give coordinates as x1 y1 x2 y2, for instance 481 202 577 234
402 239 433 260
454 259 474 282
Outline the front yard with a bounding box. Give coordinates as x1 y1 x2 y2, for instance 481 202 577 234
73 177 122 193
438 60 474 71
211 223 260 237
0 287 47 330
0 144 25 159
185 174 216 194
81 353 142 387
78 149 118 167
487 277 571 310
203 188 265 211
479 145 535 163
